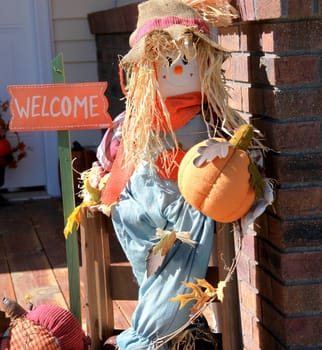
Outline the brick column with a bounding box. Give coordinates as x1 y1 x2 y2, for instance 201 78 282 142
88 4 138 118
219 1 322 348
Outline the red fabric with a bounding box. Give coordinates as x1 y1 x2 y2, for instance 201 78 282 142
100 141 135 206
27 305 87 350
0 139 11 157
155 149 187 181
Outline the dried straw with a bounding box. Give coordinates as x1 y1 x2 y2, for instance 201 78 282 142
120 29 263 172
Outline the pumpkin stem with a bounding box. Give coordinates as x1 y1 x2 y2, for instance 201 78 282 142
229 124 254 151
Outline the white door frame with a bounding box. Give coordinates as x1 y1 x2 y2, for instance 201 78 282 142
33 0 60 196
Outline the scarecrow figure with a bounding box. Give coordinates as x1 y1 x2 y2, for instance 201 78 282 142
75 0 272 349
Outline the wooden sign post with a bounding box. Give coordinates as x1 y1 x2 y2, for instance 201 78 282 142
52 53 80 323
8 53 112 323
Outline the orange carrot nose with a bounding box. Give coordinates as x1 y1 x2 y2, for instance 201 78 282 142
174 65 183 75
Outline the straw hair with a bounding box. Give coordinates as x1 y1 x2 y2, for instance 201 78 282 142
183 0 239 26
120 30 250 171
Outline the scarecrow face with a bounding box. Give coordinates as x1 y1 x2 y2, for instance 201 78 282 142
157 55 201 98
150 31 201 98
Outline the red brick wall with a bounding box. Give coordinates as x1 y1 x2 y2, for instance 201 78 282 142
219 0 322 348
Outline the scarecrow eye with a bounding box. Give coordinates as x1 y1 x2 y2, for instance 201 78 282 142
167 57 173 66
182 56 188 65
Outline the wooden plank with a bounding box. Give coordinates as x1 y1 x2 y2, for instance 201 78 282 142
52 53 81 323
6 244 68 308
0 260 15 300
0 199 90 332
5 240 66 307
0 200 67 309
50 267 70 303
1 217 43 257
80 207 113 349
24 199 67 266
204 236 222 334
1 198 132 332
91 209 113 341
0 234 15 301
98 211 115 339
114 301 137 330
80 208 139 348
217 223 243 350
24 199 87 327
80 208 99 348
110 264 138 300
26 199 69 294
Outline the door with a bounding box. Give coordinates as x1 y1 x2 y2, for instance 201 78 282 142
0 0 59 194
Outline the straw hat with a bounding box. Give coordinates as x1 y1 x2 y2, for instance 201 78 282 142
122 0 238 64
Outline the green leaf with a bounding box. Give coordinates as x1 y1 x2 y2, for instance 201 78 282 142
249 161 265 198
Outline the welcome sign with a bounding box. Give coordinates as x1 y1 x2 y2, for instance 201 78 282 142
8 82 112 132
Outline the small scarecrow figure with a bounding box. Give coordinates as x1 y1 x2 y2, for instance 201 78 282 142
75 0 272 349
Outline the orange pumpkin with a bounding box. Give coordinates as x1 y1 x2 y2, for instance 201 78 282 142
178 135 256 223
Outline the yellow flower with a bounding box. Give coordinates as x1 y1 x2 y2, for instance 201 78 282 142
63 201 94 238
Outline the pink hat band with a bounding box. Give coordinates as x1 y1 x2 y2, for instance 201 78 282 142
130 15 210 47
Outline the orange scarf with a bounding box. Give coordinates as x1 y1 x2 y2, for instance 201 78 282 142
101 92 202 206
153 91 202 131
